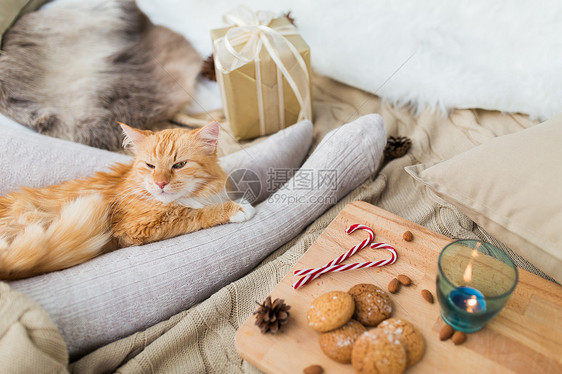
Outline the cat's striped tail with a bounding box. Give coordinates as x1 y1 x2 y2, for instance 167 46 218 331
0 194 112 280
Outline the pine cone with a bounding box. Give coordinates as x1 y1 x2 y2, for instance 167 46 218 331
384 136 412 159
253 296 291 334
201 54 216 81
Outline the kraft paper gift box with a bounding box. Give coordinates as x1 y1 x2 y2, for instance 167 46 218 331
211 6 312 140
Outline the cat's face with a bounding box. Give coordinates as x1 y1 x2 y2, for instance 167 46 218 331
120 122 224 204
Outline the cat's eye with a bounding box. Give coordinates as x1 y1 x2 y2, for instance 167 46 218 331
172 161 187 170
145 162 155 169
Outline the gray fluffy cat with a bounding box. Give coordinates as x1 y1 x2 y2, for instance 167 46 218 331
0 0 201 151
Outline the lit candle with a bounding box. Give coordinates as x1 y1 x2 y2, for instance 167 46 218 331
448 287 487 313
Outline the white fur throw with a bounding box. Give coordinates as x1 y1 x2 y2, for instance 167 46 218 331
138 0 562 120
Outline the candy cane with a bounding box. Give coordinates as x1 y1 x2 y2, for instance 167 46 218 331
304 243 397 274
293 241 397 289
291 224 374 289
294 224 374 277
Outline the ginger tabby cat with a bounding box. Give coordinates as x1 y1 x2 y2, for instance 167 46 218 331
0 122 255 280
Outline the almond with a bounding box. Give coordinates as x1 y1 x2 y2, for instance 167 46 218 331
403 230 413 241
439 324 454 341
388 278 400 293
421 289 434 304
303 365 324 374
397 274 412 286
452 331 466 345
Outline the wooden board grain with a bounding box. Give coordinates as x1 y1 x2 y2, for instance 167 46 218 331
235 201 562 373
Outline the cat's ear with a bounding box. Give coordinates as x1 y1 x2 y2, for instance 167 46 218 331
195 121 220 154
118 122 150 150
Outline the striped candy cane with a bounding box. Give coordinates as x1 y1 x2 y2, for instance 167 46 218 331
292 238 397 289
292 224 374 289
294 224 374 277
300 242 397 277
292 224 374 288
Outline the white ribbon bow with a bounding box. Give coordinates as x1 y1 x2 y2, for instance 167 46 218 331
214 6 311 133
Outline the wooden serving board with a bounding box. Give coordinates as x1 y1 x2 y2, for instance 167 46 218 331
235 201 562 373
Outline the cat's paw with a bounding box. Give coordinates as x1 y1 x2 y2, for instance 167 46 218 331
229 199 256 223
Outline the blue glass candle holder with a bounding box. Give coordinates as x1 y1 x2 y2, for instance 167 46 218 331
436 240 518 332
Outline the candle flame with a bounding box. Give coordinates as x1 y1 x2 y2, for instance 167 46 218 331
462 244 480 284
463 261 473 283
467 297 477 307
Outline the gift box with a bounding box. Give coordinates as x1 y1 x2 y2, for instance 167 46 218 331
211 6 312 140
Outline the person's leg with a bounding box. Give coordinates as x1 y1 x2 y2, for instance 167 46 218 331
11 114 386 357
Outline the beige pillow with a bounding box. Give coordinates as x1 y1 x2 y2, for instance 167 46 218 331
406 113 562 283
